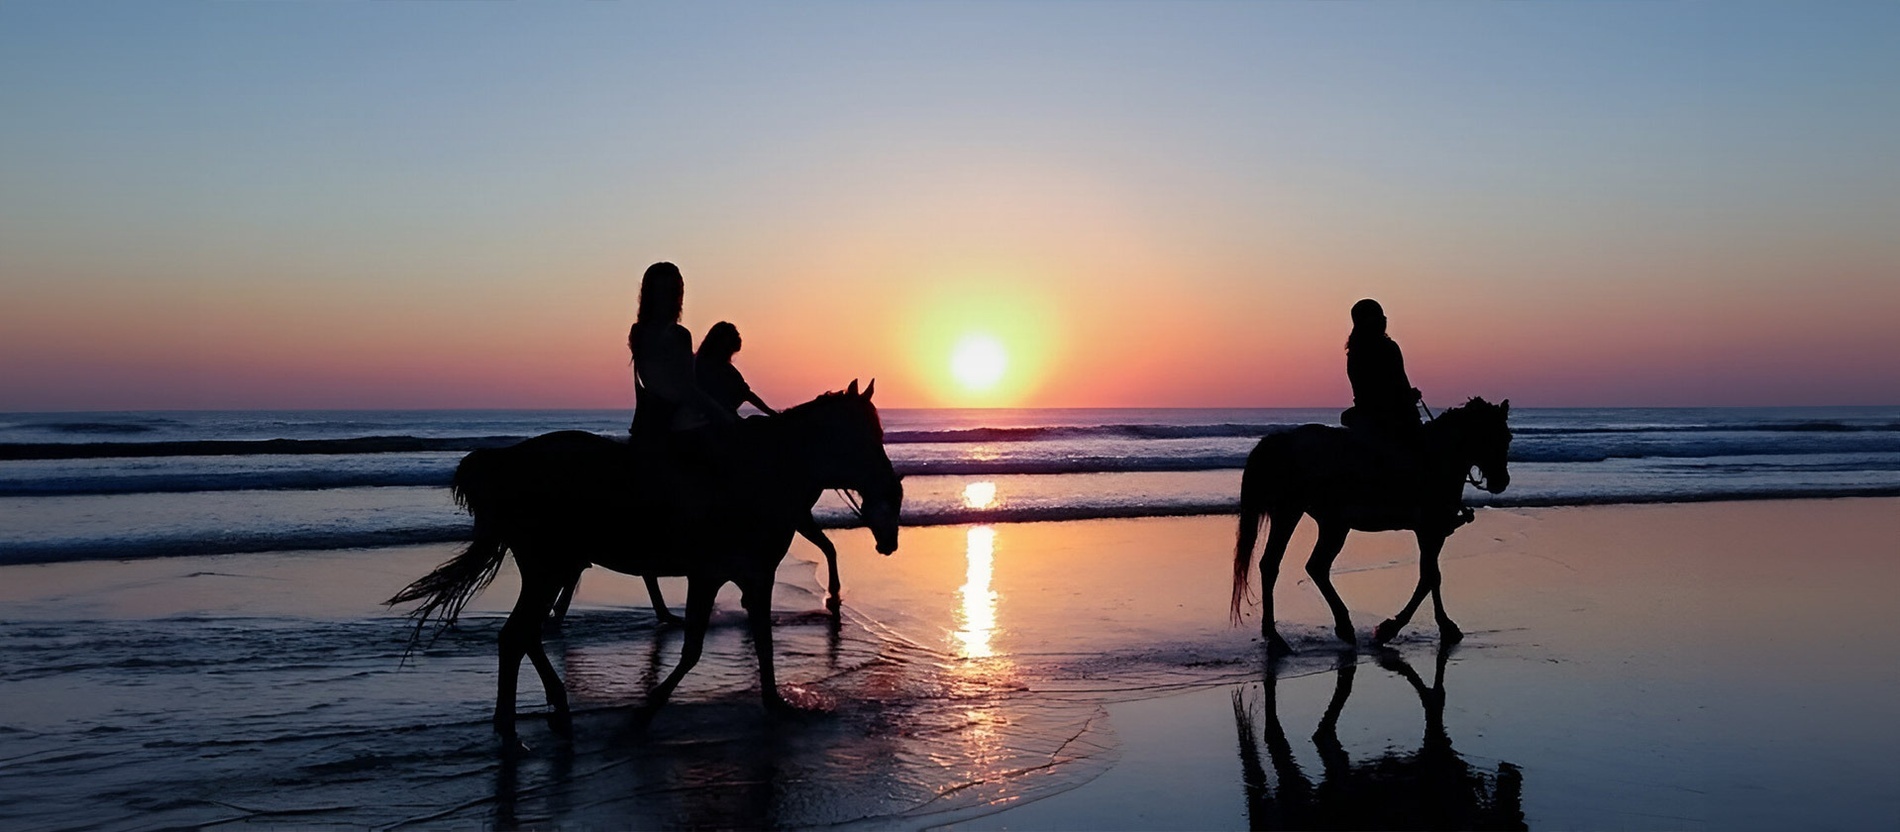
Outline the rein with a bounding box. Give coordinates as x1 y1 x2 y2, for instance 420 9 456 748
834 488 866 524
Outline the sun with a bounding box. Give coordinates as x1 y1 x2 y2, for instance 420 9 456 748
950 334 1008 392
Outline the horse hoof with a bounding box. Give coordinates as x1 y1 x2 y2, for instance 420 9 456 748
657 613 686 628
825 596 842 616
1336 626 1358 648
1266 636 1294 658
548 711 573 738
1440 622 1465 644
1373 619 1402 644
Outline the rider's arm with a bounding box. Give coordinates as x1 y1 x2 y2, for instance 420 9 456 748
745 390 778 417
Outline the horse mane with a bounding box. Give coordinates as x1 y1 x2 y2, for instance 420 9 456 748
1434 396 1499 423
778 389 883 435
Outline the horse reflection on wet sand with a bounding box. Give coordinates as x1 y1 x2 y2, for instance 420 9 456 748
1232 646 1527 831
1233 398 1512 654
388 382 902 746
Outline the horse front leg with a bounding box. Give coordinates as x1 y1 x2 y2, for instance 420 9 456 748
1258 510 1302 656
643 575 685 626
1376 531 1452 644
1306 523 1356 648
649 577 718 704
741 577 793 713
796 517 842 614
545 568 583 634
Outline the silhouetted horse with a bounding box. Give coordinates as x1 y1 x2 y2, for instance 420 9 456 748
1232 397 1511 654
1231 646 1526 830
544 507 845 631
389 381 902 745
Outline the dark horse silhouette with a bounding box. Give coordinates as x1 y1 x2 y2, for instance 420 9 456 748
388 381 903 745
1232 398 1511 655
1231 646 1527 830
544 495 846 630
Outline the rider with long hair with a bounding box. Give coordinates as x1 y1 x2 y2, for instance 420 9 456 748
695 321 778 418
628 262 735 451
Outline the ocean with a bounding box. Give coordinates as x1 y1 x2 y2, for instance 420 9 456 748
4 405 1899 566
6 407 1900 829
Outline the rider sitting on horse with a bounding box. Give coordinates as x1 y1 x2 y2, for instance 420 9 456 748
629 262 740 515
696 321 779 419
1342 298 1470 533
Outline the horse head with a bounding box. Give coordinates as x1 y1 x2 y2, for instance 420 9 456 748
784 379 904 555
1439 397 1512 494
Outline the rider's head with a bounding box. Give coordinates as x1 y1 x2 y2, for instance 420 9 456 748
1351 298 1386 333
637 262 684 325
699 321 742 361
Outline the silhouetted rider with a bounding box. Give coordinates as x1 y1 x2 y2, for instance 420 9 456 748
695 321 778 418
1342 298 1422 437
1341 299 1469 532
628 262 740 526
628 262 736 450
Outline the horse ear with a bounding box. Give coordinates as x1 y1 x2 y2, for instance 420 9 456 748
864 378 875 400
847 379 860 396
1500 399 1510 415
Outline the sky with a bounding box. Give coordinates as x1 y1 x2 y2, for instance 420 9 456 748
2 2 1897 411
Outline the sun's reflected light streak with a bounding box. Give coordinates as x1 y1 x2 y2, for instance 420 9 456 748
955 525 998 659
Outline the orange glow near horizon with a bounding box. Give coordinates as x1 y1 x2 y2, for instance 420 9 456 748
899 272 1068 408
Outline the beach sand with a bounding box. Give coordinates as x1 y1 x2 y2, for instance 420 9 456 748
3 499 1898 829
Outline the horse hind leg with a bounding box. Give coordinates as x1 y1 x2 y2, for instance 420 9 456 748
496 562 570 746
1305 522 1356 648
649 578 718 705
1257 509 1302 656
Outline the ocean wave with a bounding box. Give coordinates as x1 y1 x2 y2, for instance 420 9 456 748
11 486 1899 565
0 470 456 497
14 437 1900 495
0 435 530 461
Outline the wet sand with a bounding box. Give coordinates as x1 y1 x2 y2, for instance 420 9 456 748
3 499 1898 829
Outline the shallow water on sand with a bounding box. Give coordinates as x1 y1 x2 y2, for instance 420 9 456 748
4 502 1900 829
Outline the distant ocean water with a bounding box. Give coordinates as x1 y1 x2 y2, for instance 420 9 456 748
3 406 1899 565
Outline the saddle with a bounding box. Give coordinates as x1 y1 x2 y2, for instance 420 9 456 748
1341 417 1473 535
627 426 747 546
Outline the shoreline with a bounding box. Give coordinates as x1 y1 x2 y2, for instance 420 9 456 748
7 490 1900 569
3 499 1899 828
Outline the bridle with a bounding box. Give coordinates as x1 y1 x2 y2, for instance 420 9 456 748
1420 398 1493 491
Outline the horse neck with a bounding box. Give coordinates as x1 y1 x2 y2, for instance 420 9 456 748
772 405 875 492
1420 411 1479 471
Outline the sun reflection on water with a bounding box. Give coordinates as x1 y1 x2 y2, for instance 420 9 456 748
955 525 999 659
962 481 997 509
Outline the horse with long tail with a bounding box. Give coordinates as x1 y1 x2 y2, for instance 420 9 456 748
388 380 902 746
1231 397 1511 655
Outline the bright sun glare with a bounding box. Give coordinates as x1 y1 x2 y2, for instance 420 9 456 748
950 334 1007 392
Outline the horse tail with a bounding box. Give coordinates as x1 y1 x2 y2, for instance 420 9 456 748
387 448 510 657
1231 439 1272 625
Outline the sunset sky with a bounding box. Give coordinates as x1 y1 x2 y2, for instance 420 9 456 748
3 3 1896 411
